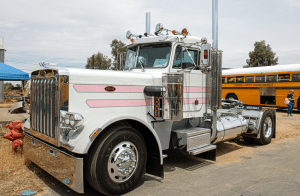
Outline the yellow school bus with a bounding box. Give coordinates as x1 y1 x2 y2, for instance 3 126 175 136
222 64 300 109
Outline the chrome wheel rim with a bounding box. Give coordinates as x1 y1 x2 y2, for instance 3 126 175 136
263 117 272 138
107 141 138 183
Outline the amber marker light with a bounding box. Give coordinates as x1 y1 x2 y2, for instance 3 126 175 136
172 30 176 35
92 130 99 138
130 39 134 43
181 28 188 36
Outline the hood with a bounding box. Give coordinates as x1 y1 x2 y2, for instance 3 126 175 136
67 68 157 86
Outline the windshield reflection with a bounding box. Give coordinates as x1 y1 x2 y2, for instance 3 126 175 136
124 43 171 69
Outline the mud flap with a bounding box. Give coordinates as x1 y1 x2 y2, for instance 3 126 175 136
196 148 216 161
146 152 164 178
270 109 276 138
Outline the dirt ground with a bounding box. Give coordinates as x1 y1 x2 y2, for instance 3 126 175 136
0 89 22 108
0 110 299 196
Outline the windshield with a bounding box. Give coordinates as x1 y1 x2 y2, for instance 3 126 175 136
124 43 171 69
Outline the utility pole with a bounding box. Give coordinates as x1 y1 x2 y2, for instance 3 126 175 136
0 37 5 103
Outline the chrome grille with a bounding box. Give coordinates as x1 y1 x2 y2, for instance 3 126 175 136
31 78 57 138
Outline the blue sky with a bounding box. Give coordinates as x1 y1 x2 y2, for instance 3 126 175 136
1 0 300 79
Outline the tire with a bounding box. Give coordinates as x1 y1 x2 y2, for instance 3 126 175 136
226 94 238 100
242 136 256 144
255 110 274 145
86 126 147 195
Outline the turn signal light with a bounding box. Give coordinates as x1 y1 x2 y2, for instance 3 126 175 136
130 39 134 43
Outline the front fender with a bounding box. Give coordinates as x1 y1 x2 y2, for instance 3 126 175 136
67 113 163 164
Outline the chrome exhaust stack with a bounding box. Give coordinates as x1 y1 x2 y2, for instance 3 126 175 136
146 12 151 35
211 0 223 141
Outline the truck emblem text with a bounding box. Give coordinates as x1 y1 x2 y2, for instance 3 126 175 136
105 86 116 92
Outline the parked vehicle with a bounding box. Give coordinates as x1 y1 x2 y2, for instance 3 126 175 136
23 2 276 195
222 64 300 109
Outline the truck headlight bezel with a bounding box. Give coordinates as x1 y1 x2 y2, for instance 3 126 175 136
60 111 84 129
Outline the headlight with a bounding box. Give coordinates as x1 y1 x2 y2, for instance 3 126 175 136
65 113 70 125
60 111 84 128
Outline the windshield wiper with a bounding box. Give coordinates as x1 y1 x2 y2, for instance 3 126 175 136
137 57 145 72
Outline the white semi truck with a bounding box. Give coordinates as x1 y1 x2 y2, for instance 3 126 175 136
23 1 276 195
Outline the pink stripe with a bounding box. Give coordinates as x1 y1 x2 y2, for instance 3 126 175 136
87 99 153 107
74 85 144 93
183 87 206 93
75 85 206 93
87 98 206 108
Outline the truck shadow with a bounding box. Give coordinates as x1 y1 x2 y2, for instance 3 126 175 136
25 138 265 196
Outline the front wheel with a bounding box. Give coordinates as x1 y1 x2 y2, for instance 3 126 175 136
86 126 147 195
255 110 274 145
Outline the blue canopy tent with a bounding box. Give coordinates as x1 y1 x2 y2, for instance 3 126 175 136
0 62 29 81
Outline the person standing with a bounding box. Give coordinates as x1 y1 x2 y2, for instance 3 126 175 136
287 89 297 116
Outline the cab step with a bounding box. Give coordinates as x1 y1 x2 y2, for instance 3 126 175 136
172 127 211 151
188 144 216 155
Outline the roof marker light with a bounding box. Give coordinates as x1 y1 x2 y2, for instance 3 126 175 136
172 30 181 35
181 28 188 36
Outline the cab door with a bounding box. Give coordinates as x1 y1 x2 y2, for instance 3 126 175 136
171 45 207 118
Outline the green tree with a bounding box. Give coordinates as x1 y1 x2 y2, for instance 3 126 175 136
110 39 126 68
85 52 111 70
4 82 14 90
246 40 278 67
16 84 21 87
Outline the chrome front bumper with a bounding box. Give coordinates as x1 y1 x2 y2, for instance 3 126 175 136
23 133 84 193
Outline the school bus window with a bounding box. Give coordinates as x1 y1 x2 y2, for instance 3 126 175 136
227 77 235 83
236 76 244 83
245 76 254 83
255 75 265 83
266 75 277 82
278 74 290 82
222 77 225 83
291 74 300 81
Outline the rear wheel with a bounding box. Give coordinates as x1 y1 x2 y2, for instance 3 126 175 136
86 126 147 195
255 110 274 145
226 93 238 100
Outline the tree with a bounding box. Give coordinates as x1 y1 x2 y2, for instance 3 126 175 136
16 84 21 87
245 40 278 67
110 39 126 68
4 82 14 90
85 52 111 70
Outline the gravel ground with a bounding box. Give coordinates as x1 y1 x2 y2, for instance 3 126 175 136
0 109 299 196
